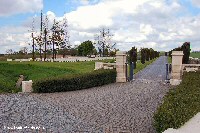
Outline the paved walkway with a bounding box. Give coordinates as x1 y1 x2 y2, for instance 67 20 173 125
0 56 170 133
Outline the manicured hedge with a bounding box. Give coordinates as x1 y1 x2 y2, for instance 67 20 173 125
33 69 116 93
154 71 200 133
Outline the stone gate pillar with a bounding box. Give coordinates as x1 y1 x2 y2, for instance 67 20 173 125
170 51 184 85
116 51 127 82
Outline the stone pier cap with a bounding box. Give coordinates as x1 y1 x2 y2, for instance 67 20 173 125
171 51 184 56
116 51 127 55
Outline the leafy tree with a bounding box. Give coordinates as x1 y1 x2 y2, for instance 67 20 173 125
69 48 78 56
144 48 150 61
58 48 69 57
109 50 116 57
93 48 98 56
150 48 155 60
129 47 137 69
77 40 94 56
141 48 145 64
77 44 83 56
182 42 190 64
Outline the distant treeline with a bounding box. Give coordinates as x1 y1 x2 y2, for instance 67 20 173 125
128 47 160 69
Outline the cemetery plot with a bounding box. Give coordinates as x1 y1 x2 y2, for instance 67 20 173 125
0 61 95 93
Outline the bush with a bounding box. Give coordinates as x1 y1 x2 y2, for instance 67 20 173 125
154 71 200 133
129 47 137 69
33 69 116 93
168 42 191 64
140 49 145 64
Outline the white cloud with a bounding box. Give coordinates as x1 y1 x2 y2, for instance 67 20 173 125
140 24 155 35
74 41 81 47
1 0 200 53
0 26 30 52
0 0 43 17
80 0 90 5
65 0 150 30
46 11 56 20
191 0 200 8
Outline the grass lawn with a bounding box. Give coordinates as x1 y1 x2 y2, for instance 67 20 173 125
168 57 172 63
0 61 95 93
190 52 200 59
0 58 158 93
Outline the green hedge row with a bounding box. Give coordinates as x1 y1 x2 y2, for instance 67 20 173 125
153 71 200 133
33 69 116 93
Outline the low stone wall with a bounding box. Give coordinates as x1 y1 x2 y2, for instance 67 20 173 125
182 64 200 72
189 57 200 64
94 62 116 70
7 59 12 61
7 58 32 62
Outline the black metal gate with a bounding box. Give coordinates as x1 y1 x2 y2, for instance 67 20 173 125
126 61 134 81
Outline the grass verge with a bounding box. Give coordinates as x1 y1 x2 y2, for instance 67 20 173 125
168 57 172 63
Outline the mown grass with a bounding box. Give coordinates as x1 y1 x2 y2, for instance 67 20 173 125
190 52 200 59
154 71 200 133
0 57 157 93
0 61 95 93
168 57 172 63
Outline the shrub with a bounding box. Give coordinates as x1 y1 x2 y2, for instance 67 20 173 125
141 49 146 64
153 71 200 133
145 48 150 61
168 42 191 64
129 47 137 69
33 69 116 93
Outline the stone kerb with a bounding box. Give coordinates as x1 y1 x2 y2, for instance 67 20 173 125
170 51 184 85
116 51 127 83
22 80 33 93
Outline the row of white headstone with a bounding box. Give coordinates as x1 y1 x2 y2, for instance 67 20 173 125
7 57 116 62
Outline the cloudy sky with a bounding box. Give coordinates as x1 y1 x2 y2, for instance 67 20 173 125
0 0 200 54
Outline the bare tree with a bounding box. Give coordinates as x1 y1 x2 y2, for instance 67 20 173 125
94 28 116 57
6 49 14 55
29 12 70 61
20 47 28 54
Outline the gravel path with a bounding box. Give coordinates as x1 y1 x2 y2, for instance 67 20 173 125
0 56 170 133
134 56 168 81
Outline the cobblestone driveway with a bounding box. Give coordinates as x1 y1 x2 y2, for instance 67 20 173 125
0 56 170 133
